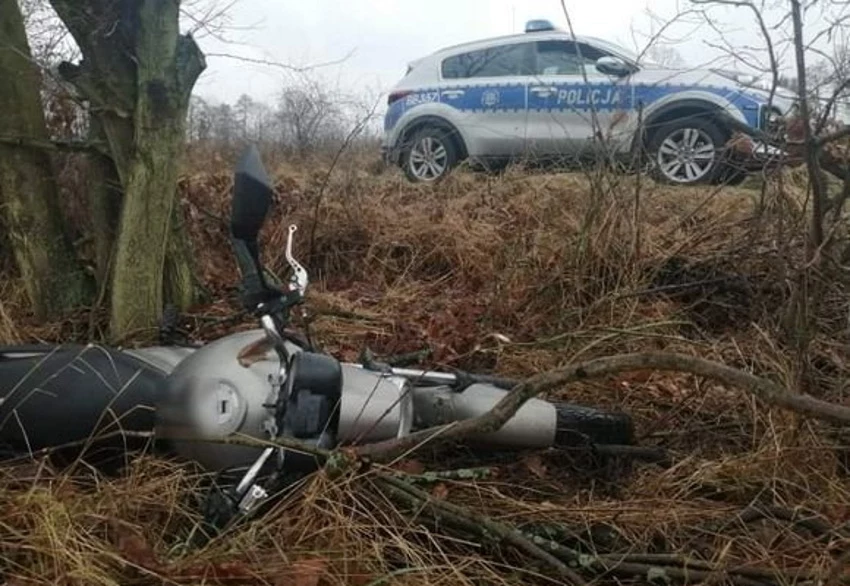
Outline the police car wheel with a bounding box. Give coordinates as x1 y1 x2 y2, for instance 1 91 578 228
403 127 458 183
648 118 726 185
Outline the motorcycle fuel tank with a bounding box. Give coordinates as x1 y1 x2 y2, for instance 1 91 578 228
152 329 413 472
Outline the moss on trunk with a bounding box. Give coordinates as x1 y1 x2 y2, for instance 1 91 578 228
0 0 92 319
49 0 206 341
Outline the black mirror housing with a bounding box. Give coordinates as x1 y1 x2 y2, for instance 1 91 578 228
230 144 277 310
231 144 273 243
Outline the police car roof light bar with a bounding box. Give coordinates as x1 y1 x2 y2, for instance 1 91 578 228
525 19 556 33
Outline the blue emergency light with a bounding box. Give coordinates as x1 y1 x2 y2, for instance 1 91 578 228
525 19 556 33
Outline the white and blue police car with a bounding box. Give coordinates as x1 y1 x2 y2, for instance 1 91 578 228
381 19 795 185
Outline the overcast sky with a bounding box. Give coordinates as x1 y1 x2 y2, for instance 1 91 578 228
187 0 845 107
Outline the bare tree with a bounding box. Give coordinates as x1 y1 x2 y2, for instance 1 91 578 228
684 0 850 392
277 73 349 157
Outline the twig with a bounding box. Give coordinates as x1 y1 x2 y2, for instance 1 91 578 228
588 556 770 586
712 504 850 542
377 473 803 586
595 552 815 582
203 49 355 73
375 473 587 585
388 467 494 484
307 94 383 262
825 549 850 586
354 352 850 463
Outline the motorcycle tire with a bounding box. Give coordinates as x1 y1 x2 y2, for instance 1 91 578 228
552 402 634 447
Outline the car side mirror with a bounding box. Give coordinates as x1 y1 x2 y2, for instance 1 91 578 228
596 56 633 77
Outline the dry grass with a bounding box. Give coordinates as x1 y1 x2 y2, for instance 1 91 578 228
1 153 849 585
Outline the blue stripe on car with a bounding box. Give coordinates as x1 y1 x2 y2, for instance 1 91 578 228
384 82 766 131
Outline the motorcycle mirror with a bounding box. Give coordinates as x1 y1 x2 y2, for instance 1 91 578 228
231 144 273 244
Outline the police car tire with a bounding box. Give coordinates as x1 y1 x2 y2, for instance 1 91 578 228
402 126 459 183
647 117 728 185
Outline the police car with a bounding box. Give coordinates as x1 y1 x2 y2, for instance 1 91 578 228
381 19 794 185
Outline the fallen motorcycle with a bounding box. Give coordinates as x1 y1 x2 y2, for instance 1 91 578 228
0 145 634 526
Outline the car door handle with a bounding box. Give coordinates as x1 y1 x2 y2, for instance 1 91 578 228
442 89 465 98
530 86 557 93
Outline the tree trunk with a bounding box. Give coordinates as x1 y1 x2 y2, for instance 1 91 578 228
49 0 206 341
86 118 122 290
164 199 203 310
0 0 92 319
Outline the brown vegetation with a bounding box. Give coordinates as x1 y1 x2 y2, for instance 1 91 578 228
1 153 849 584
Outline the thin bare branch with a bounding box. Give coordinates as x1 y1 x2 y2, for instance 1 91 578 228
203 49 356 74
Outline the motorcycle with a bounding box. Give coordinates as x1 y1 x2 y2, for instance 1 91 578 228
0 145 634 527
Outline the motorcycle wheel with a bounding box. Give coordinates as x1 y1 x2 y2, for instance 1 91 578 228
552 402 634 447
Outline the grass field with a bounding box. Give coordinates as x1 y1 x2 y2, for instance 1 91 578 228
0 154 848 585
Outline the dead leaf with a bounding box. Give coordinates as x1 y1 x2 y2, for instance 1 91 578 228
431 482 449 500
344 562 377 586
617 369 654 386
275 557 328 586
176 560 255 581
392 459 425 475
111 520 161 572
523 454 547 479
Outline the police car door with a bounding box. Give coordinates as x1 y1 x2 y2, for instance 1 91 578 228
439 40 534 158
526 39 627 159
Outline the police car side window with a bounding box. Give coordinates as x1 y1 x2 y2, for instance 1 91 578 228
534 40 606 76
442 42 534 79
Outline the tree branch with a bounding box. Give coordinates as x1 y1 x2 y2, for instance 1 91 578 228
355 352 850 463
0 135 109 154
816 77 850 134
691 0 781 114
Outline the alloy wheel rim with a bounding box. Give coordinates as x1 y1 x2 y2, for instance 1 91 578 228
656 127 716 183
409 136 448 181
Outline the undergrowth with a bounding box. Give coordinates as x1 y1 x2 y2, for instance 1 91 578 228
0 153 848 585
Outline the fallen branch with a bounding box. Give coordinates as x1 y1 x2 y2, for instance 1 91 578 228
355 352 850 463
376 472 814 586
375 473 586 585
594 552 816 583
711 504 850 543
388 466 495 484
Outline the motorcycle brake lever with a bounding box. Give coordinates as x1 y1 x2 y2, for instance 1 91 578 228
285 225 308 296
